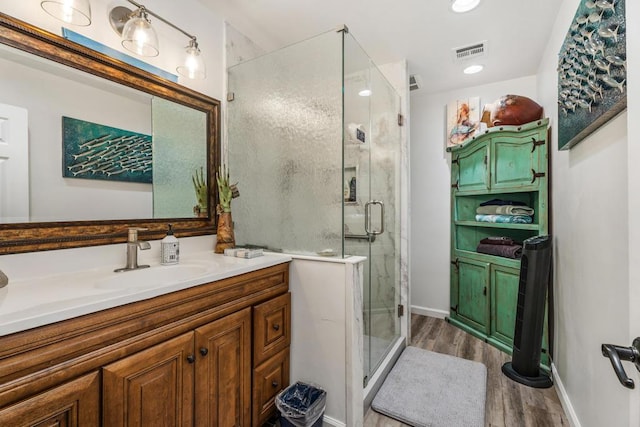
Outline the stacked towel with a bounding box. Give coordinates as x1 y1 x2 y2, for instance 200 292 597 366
476 205 534 216
475 214 532 224
476 199 534 224
477 243 522 259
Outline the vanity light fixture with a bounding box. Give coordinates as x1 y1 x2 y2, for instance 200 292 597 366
450 0 481 13
176 39 206 80
120 6 159 57
109 0 206 79
463 64 484 74
41 0 92 26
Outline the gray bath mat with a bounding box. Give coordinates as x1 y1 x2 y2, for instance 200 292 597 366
371 346 486 427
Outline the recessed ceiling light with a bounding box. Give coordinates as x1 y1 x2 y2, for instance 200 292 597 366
358 89 372 97
451 0 481 13
463 64 484 74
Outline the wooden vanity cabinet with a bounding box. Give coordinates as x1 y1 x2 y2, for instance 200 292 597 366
0 262 290 427
0 372 100 426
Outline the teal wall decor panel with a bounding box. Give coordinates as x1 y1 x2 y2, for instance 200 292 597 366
557 0 626 150
62 116 152 184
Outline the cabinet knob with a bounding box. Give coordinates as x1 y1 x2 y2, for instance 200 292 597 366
187 354 195 364
272 381 279 388
273 324 280 331
199 347 208 356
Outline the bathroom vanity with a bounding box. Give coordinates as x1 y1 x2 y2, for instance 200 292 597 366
0 255 291 426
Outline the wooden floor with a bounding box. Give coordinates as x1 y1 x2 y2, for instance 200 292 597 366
364 314 569 427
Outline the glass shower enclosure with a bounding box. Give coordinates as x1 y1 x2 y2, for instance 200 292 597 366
227 28 401 386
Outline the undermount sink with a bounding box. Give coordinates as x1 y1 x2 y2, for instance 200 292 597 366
95 263 211 290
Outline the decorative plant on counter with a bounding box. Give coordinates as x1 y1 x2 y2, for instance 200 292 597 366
214 165 239 253
192 167 208 217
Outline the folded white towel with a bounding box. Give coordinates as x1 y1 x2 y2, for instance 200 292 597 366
476 205 534 216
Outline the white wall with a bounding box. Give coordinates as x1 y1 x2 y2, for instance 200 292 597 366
409 76 537 316
536 0 633 426
626 0 640 424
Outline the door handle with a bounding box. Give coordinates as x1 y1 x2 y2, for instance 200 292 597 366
365 200 385 236
601 337 640 389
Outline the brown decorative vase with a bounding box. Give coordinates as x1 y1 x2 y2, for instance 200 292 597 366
214 212 235 254
488 95 544 127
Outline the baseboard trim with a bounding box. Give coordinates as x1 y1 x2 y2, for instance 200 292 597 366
551 363 581 427
411 305 449 319
322 414 346 427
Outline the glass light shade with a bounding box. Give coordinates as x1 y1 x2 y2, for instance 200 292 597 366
463 64 484 74
41 0 91 26
121 10 159 57
451 0 481 13
177 41 206 79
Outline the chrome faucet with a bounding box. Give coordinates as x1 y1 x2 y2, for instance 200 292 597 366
114 228 151 272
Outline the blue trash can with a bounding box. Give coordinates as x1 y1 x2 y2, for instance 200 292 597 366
276 382 326 427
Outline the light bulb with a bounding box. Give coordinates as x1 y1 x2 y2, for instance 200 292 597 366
177 40 206 79
121 8 159 57
41 0 92 26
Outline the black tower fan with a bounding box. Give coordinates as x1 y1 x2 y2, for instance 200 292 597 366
502 235 553 388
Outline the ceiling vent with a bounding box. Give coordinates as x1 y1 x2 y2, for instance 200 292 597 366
452 41 487 62
409 74 422 91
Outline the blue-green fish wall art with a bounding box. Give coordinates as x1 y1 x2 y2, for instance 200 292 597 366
558 0 626 150
62 117 152 183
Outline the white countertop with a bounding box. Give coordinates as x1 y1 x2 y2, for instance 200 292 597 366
0 251 291 337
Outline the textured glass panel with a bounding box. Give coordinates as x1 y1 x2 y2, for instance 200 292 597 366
228 30 343 256
152 97 207 218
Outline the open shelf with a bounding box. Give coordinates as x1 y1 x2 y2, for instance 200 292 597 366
454 220 540 231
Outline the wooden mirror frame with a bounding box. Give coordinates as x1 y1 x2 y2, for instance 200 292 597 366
0 13 220 254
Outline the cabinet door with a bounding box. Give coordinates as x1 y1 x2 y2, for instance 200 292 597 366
491 132 543 191
253 293 291 367
252 348 290 427
103 332 195 427
194 308 252 427
453 141 489 193
0 372 99 426
452 257 490 333
490 265 520 345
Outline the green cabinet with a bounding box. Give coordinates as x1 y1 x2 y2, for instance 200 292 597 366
452 257 490 334
447 119 550 362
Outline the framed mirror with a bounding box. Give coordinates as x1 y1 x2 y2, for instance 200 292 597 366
0 13 220 254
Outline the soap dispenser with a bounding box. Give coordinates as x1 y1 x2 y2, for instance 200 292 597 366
161 224 179 265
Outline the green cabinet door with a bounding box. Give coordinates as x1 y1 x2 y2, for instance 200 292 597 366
491 131 544 191
490 265 520 345
454 141 489 193
453 257 490 334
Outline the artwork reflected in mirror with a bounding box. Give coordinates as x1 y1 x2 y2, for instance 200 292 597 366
0 12 219 254
0 31 207 223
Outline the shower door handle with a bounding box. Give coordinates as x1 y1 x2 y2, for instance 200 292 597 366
365 200 385 236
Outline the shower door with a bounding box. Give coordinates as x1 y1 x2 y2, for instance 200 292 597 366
343 34 402 385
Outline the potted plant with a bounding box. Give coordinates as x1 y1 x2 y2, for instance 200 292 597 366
214 165 239 253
